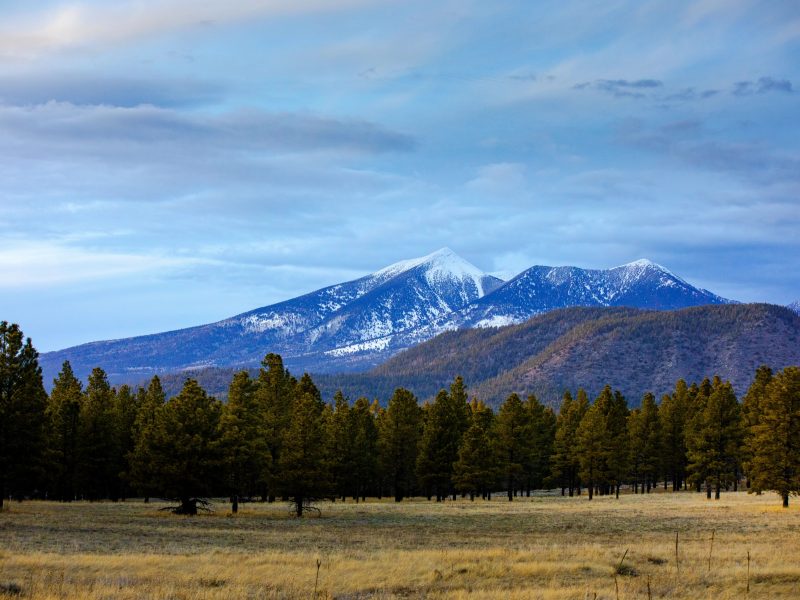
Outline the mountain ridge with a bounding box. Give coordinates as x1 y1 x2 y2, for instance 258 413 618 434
39 249 734 384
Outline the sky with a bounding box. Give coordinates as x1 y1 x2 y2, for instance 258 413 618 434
0 0 798 351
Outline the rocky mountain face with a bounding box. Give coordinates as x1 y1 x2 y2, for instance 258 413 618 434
40 249 733 384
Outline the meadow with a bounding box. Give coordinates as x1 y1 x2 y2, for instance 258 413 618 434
1 492 798 599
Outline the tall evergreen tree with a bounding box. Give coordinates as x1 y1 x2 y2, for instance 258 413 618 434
594 386 629 498
349 397 379 501
219 371 270 513
76 368 119 500
522 394 555 494
493 393 529 501
378 388 422 501
113 384 139 500
453 400 496 500
0 322 47 507
128 376 166 501
278 386 331 517
147 379 222 514
741 365 773 488
746 367 800 507
628 393 661 493
686 377 743 499
577 398 606 501
416 377 470 501
46 361 83 501
659 379 691 491
326 390 354 501
254 354 296 501
550 389 589 496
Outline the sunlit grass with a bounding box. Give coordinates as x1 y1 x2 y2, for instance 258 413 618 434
1 491 798 598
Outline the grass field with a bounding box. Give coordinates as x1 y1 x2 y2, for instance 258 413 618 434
1 491 798 599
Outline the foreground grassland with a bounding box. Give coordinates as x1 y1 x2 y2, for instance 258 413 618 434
1 492 798 599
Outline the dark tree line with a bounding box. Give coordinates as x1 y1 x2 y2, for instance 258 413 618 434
2 322 799 513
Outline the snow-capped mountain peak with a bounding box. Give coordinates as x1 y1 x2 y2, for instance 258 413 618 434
373 247 495 298
38 252 734 384
613 258 675 277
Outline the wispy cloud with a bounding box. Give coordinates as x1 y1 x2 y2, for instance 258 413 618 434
0 240 213 288
0 0 393 60
574 78 663 98
0 101 415 156
0 73 224 107
732 76 794 96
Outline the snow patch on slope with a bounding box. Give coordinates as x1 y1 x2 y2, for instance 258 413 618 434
324 336 392 357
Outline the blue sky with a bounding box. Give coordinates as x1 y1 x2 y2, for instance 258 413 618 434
1 0 798 351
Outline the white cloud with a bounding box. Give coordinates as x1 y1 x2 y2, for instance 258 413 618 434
0 240 210 288
0 0 394 60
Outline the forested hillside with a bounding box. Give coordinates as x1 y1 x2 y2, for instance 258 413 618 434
142 304 800 406
319 304 800 406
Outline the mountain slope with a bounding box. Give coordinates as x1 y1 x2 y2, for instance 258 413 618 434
314 304 800 407
453 259 730 328
39 248 501 383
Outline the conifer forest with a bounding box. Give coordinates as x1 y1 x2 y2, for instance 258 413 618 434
2 320 799 516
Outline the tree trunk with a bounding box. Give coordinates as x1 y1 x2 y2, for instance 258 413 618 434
295 495 304 517
783 493 789 508
231 494 238 514
179 497 198 515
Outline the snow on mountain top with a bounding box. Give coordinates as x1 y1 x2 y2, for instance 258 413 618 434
373 247 493 297
613 258 669 272
611 258 683 281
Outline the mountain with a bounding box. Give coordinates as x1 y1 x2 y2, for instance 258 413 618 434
39 249 735 386
315 304 800 407
788 300 800 315
451 259 730 329
39 248 503 383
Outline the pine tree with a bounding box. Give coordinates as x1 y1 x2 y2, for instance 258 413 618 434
593 386 629 498
128 376 166 502
378 388 421 501
326 390 353 501
746 367 800 507
659 379 691 491
742 365 773 488
522 394 555 494
76 368 119 500
416 377 470 501
453 400 495 500
0 322 47 507
277 385 331 517
148 379 222 514
219 371 270 513
113 384 139 500
577 399 606 501
550 389 589 496
350 397 379 501
46 361 83 501
628 393 661 493
686 377 742 499
254 354 296 501
493 393 529 501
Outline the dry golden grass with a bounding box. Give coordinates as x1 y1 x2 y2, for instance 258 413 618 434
1 491 798 598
